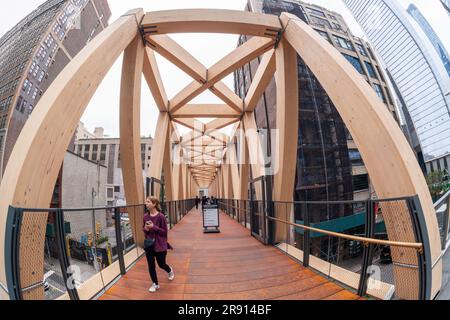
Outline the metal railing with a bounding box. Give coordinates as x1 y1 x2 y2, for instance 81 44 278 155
218 196 429 300
4 199 195 300
434 189 450 250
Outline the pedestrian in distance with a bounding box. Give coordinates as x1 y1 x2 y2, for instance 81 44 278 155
143 197 174 293
195 195 200 210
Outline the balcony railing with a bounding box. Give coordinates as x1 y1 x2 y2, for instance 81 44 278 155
219 196 429 300
4 199 195 300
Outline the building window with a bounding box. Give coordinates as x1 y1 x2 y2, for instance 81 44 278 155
373 84 387 103
45 56 52 67
0 115 7 129
29 61 37 76
37 70 45 83
314 29 330 43
364 62 376 78
309 16 331 29
114 186 120 193
342 53 364 74
22 79 30 92
32 65 40 78
349 149 364 166
353 174 369 191
332 22 342 31
107 188 114 198
307 7 326 17
376 66 385 82
37 46 47 61
15 96 22 111
84 144 90 159
333 35 354 51
53 22 64 41
356 43 367 57
100 144 106 161
92 144 98 161
77 144 82 156
44 34 55 48
32 87 39 100
385 88 393 105
367 46 376 60
19 99 27 113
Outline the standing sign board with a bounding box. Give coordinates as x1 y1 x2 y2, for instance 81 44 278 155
203 204 220 233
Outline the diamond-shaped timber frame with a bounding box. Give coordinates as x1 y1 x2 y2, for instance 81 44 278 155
0 8 441 301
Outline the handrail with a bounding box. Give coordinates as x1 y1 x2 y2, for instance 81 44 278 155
434 189 450 208
218 200 251 213
7 200 197 213
9 204 145 213
268 216 423 250
5 199 197 300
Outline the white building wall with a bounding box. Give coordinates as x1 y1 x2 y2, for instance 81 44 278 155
61 151 108 241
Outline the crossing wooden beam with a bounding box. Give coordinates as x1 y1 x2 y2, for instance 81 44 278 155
205 118 240 132
147 34 244 112
171 104 241 118
143 47 168 111
120 35 146 256
172 118 205 132
170 36 275 113
244 49 276 112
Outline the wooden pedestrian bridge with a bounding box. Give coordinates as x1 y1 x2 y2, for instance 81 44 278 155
100 207 362 301
0 8 448 300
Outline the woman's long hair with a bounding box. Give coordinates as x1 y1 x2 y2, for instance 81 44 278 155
147 197 162 213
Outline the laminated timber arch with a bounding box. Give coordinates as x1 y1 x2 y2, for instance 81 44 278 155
0 9 441 300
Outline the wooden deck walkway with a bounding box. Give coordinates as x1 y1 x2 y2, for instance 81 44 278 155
100 208 360 300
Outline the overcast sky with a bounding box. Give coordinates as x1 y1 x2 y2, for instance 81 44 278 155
1 0 449 138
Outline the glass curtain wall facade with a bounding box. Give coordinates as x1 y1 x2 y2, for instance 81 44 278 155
0 0 111 180
344 0 450 173
236 0 402 257
441 0 450 17
407 4 450 79
237 0 400 203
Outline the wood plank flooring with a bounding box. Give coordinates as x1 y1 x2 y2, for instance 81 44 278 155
100 208 360 300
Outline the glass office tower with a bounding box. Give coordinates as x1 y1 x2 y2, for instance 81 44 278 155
407 4 450 78
0 0 111 180
441 0 450 17
344 0 450 173
236 0 400 205
236 0 404 262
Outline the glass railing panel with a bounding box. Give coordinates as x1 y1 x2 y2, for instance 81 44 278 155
31 210 69 300
63 209 104 299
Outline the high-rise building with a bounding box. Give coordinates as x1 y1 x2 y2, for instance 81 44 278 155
407 4 450 78
344 0 450 173
236 0 404 263
0 0 111 180
236 0 400 207
441 0 450 16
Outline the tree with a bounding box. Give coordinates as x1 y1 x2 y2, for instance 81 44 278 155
425 169 449 200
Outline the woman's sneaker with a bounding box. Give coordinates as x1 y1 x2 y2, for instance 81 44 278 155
168 267 175 281
149 283 160 293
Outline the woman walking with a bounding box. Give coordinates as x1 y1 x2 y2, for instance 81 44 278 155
143 197 174 293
